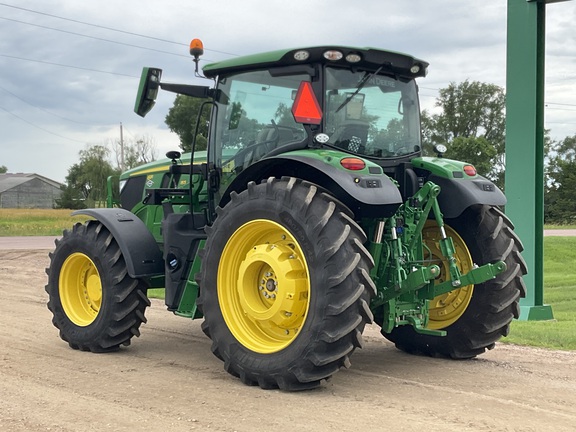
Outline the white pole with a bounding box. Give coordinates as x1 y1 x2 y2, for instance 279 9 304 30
120 122 125 171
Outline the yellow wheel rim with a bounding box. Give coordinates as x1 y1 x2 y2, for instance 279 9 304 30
423 221 474 330
218 220 310 354
59 253 102 327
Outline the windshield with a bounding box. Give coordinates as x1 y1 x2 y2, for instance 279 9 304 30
324 67 421 159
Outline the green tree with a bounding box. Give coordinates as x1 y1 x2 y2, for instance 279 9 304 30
545 134 576 224
165 95 210 152
54 184 87 209
444 136 497 176
229 102 244 130
420 110 436 154
0 165 7 174
63 145 118 207
423 80 506 187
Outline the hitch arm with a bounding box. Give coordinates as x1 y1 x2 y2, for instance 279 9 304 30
430 260 507 298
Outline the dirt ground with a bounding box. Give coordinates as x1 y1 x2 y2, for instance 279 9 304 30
1 248 576 432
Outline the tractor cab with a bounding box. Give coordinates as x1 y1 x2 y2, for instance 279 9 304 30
201 47 426 166
135 42 428 219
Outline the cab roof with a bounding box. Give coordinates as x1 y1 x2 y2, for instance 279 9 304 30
203 45 428 79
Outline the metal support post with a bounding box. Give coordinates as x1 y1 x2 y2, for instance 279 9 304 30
505 0 562 320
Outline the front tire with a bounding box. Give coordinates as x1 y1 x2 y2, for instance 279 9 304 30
385 205 526 358
45 221 150 352
198 177 375 390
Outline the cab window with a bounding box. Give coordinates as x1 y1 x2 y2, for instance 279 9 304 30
211 70 309 179
324 67 421 159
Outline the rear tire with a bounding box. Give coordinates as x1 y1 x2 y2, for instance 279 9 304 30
198 177 375 390
384 205 526 358
45 221 150 352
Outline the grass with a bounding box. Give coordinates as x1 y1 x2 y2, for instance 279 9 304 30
147 289 165 299
0 209 89 236
505 236 576 350
1 209 574 350
0 209 168 300
544 224 576 230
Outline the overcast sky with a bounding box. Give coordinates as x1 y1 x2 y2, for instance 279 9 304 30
1 0 575 183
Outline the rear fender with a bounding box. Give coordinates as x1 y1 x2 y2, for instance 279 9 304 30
429 174 506 218
411 157 506 218
72 208 164 278
221 152 403 218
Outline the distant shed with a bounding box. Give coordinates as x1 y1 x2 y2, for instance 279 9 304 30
0 173 63 209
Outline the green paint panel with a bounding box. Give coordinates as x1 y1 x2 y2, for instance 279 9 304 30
283 148 382 174
505 0 544 320
203 49 291 75
174 240 206 319
519 305 554 321
411 157 478 179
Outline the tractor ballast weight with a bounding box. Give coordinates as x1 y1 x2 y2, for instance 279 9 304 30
46 40 526 391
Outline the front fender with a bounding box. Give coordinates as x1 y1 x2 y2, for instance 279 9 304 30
72 208 164 278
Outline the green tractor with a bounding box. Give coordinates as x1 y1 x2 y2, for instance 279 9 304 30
46 40 526 391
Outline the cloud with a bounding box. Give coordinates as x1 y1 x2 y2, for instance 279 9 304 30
0 0 574 183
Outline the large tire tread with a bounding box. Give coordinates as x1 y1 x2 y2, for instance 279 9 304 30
45 221 150 353
198 177 374 390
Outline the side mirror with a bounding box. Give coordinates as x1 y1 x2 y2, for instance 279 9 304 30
134 67 162 117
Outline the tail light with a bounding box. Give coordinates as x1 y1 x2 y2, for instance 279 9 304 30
340 158 366 171
463 165 477 176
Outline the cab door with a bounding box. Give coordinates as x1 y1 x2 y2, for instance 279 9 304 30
206 69 311 221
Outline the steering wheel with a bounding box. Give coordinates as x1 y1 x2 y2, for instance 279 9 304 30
229 121 280 173
258 120 280 153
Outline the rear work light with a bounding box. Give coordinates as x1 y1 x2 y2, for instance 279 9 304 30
345 53 362 63
323 50 343 61
340 157 366 171
293 50 310 61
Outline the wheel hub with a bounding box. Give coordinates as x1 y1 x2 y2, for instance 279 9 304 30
59 252 102 327
217 219 311 353
237 243 307 329
423 221 474 329
86 274 102 304
264 277 276 293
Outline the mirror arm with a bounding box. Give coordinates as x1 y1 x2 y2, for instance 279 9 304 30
159 83 213 99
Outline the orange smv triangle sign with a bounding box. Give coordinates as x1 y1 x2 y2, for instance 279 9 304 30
291 81 322 125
